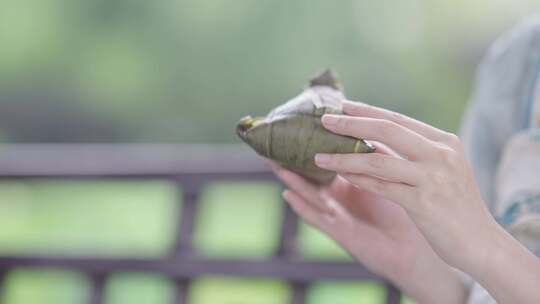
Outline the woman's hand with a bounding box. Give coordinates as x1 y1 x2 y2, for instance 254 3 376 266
315 101 540 304
269 143 466 304
314 101 495 270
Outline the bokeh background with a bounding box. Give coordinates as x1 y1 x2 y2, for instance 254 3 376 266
0 0 540 303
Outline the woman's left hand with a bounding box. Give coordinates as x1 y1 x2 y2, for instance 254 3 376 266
315 100 498 273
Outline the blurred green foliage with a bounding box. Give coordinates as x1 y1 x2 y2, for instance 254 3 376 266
307 281 385 304
189 276 290 304
193 182 283 257
0 181 178 256
2 270 89 304
1 0 540 142
104 273 173 304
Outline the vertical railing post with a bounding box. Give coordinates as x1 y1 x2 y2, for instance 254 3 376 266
173 278 190 304
0 268 7 304
171 179 202 304
171 180 201 257
275 200 299 257
385 282 401 304
290 282 308 304
88 273 106 304
274 187 308 304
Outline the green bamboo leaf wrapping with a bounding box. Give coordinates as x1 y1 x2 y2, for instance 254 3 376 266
236 70 374 184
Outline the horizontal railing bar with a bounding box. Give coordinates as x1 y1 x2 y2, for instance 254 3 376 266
0 171 275 181
0 144 269 177
0 256 381 282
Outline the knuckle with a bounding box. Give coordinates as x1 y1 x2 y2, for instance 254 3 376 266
390 112 408 125
338 117 353 131
426 169 447 185
378 120 399 137
367 155 386 170
370 179 387 193
443 132 462 148
434 145 456 164
330 154 343 167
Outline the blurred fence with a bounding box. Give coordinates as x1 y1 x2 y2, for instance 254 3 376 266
0 144 400 304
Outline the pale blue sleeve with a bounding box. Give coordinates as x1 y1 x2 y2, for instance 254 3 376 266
459 15 540 304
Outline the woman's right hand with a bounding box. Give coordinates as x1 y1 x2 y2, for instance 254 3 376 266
268 145 466 304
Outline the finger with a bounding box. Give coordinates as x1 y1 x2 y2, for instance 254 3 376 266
283 190 325 228
340 173 415 208
315 153 421 185
276 169 332 213
321 115 433 160
342 101 453 142
266 159 284 175
266 161 332 213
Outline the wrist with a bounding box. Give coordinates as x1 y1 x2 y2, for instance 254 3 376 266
461 218 540 303
459 217 507 278
394 250 467 304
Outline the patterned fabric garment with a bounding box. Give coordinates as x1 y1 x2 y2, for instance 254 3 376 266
459 16 540 303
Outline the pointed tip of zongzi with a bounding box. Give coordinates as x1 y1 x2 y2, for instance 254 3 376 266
309 69 343 91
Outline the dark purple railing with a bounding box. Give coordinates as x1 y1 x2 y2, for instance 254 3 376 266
0 144 401 304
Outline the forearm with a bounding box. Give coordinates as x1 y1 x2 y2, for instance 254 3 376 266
397 253 467 304
465 221 540 304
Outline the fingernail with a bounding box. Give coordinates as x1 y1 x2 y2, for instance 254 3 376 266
282 190 291 200
342 101 355 111
280 171 294 183
315 153 331 165
322 114 339 126
342 100 353 107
